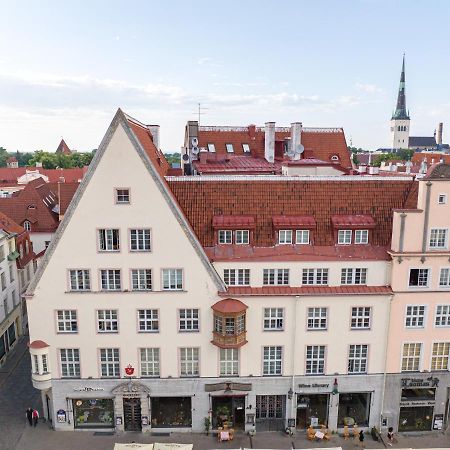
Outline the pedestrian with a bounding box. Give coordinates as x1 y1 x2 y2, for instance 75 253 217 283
358 430 365 448
32 409 39 427
26 407 33 426
387 427 394 446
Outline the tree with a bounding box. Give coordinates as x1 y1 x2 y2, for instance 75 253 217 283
373 149 414 167
164 152 181 165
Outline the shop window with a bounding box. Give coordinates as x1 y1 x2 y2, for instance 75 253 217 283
73 398 114 429
296 394 328 429
338 392 371 426
150 397 192 427
398 406 433 431
256 395 285 419
401 388 436 401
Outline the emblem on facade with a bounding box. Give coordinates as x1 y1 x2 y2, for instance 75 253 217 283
111 381 151 395
124 364 135 376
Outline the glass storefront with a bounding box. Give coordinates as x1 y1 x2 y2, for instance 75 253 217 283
296 394 329 428
73 398 114 429
399 406 434 431
401 388 435 401
338 392 371 426
151 397 192 428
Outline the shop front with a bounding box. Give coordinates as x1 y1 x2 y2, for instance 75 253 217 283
398 385 436 431
296 394 329 429
211 395 245 429
256 394 286 431
150 397 192 428
338 392 371 427
72 398 115 429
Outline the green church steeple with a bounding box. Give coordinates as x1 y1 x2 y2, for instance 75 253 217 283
392 54 410 120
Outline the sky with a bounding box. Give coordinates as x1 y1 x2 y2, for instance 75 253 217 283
0 0 449 153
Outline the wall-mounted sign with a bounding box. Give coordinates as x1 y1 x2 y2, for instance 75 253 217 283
142 416 149 426
73 387 104 392
287 418 296 427
433 414 444 430
205 382 252 392
116 416 122 426
56 409 66 423
401 377 439 388
298 383 330 389
400 400 435 407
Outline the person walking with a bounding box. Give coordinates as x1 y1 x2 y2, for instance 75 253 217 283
26 407 33 426
358 430 365 448
32 409 39 427
387 427 394 446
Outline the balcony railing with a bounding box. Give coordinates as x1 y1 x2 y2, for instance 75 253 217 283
212 330 247 349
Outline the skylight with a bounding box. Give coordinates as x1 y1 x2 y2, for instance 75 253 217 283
207 143 216 153
226 144 234 153
242 144 250 153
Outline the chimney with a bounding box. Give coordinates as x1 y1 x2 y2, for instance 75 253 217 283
368 166 379 175
148 125 160 150
437 122 443 145
290 122 303 160
264 122 275 163
248 124 256 140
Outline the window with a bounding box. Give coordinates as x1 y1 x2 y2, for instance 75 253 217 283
431 342 449 371
162 269 183 290
235 230 249 245
351 307 371 329
100 348 120 378
60 349 80 378
45 241 50 249
179 309 199 332
306 345 326 374
0 246 4 261
256 395 284 419
409 268 429 287
0 273 5 291
263 269 289 285
180 347 199 377
98 229 120 251
9 265 14 283
263 346 282 376
302 268 328 285
225 143 234 153
338 230 352 244
242 143 250 153
439 269 450 288
11 290 16 306
140 348 160 377
131 269 152 291
429 228 448 249
341 268 367 285
348 344 368 374
23 221 31 231
307 307 327 330
115 188 130 204
296 229 310 244
435 305 450 327
405 305 426 328
207 143 216 153
438 194 447 204
97 310 118 333
223 268 250 286
263 308 284 330
42 354 48 373
100 269 121 290
130 229 151 251
69 269 90 291
218 230 232 244
220 348 239 376
33 355 39 374
138 309 159 332
57 310 78 333
401 343 422 372
278 230 293 244
355 230 369 244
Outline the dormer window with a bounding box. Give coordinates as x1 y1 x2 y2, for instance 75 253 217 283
278 230 293 244
273 216 316 246
207 143 216 153
23 221 31 232
296 230 310 244
225 143 234 153
355 230 369 244
213 215 255 246
235 230 249 245
242 144 250 153
331 155 340 162
332 215 375 246
338 230 352 245
218 230 232 245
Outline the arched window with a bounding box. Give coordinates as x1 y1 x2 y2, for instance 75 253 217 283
331 155 339 162
23 221 31 231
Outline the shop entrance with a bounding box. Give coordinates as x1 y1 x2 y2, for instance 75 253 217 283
399 406 434 431
211 396 246 429
256 395 286 431
123 398 142 431
296 394 329 429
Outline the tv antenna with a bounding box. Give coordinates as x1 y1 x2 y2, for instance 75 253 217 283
195 103 209 125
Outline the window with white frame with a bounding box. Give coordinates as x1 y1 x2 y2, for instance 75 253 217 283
306 345 325 374
32 355 39 374
409 268 430 287
56 310 78 333
296 229 310 244
60 349 80 378
140 348 160 377
348 344 368 374
341 268 367 285
207 143 216 152
263 346 282 376
263 269 289 285
42 354 48 373
225 143 234 153
435 305 450 327
23 221 31 231
263 308 284 330
278 230 293 244
130 229 151 251
354 230 369 244
307 307 327 330
351 307 371 329
115 188 130 204
138 309 159 332
100 348 120 377
179 309 199 332
220 348 239 376
429 228 448 249
405 305 426 328
98 229 120 251
131 269 152 291
431 342 450 371
338 229 352 244
69 269 90 291
97 310 118 333
401 343 422 372
302 268 328 285
223 268 250 286
438 194 447 204
162 269 183 290
218 230 232 244
242 143 251 153
100 269 121 290
235 230 249 245
180 347 199 377
439 269 450 288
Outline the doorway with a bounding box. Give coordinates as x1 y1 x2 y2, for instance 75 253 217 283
212 396 246 429
123 398 142 431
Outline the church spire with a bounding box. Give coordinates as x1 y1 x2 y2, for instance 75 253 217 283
392 54 410 120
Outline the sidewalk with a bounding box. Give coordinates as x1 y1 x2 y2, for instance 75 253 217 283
0 334 29 387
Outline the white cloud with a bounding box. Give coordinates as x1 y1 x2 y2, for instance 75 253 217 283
355 82 383 94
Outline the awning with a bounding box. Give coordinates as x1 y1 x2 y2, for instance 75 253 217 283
212 215 255 229
272 215 316 228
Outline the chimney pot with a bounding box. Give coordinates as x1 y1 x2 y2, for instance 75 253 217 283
264 122 275 163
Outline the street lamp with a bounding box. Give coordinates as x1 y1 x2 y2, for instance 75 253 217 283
332 378 339 395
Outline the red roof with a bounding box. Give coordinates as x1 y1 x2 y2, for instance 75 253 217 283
212 215 255 229
223 286 392 296
272 215 316 228
0 211 25 234
48 182 80 215
194 155 280 174
6 157 17 163
0 167 86 185
331 214 376 228
56 139 72 155
212 298 248 313
28 340 49 349
412 152 450 165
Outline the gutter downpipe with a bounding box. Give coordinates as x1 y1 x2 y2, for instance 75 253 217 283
291 295 299 429
421 181 433 261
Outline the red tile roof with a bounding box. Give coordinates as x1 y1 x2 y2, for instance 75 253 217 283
0 167 86 185
28 340 49 349
0 211 25 234
194 155 281 174
212 215 255 229
411 152 450 165
56 139 72 155
272 215 316 228
212 298 248 313
331 214 376 228
48 182 80 215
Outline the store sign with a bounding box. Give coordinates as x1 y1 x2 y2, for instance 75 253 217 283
298 383 330 389
57 409 66 423
73 387 105 392
205 382 252 392
401 377 439 388
433 414 444 430
400 400 435 407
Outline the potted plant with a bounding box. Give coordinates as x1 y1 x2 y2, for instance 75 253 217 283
204 416 211 436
